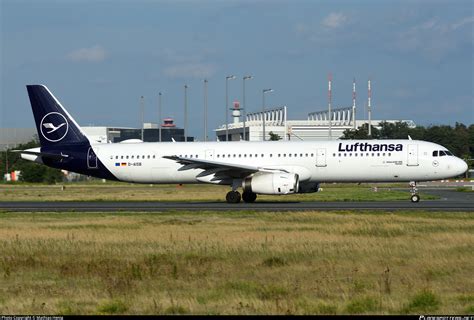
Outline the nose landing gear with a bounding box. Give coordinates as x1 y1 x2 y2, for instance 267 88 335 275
409 181 420 203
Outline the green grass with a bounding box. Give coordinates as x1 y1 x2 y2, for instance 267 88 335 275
0 209 472 314
0 182 438 202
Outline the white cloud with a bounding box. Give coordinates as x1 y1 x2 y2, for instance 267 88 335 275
66 45 107 62
321 12 347 29
163 63 217 79
394 16 472 62
451 16 474 31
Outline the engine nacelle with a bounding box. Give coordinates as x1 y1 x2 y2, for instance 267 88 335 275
298 182 320 193
242 173 299 195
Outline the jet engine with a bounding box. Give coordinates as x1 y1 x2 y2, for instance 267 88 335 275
242 172 299 195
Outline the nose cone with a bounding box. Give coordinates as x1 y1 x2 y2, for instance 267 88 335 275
457 158 468 176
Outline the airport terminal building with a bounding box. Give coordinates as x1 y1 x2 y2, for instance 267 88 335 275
0 118 193 149
214 106 416 142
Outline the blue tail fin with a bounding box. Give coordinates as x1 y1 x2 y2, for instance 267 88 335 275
26 85 89 147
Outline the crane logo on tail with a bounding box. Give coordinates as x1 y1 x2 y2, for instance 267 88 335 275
40 112 69 142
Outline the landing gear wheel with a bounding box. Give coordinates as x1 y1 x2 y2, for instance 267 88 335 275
409 181 420 203
226 191 241 204
242 191 257 203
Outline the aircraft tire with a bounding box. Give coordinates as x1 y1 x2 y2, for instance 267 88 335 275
410 194 420 203
242 191 257 203
226 191 241 204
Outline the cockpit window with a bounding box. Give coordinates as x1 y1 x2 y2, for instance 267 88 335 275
446 151 453 156
433 151 438 157
439 151 447 156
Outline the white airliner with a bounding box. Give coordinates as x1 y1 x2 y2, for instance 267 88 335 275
19 85 468 203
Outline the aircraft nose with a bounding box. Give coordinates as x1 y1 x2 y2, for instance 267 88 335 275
457 158 468 175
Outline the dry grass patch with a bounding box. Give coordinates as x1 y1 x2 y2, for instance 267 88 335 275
0 210 472 314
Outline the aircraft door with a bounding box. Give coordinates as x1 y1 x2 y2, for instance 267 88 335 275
316 148 327 167
87 147 98 169
205 149 214 160
407 144 419 166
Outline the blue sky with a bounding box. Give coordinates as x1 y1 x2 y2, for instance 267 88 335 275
1 0 473 140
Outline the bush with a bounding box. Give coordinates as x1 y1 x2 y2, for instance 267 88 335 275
403 290 440 313
345 296 378 314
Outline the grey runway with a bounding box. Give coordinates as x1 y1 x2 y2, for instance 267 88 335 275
1 189 472 212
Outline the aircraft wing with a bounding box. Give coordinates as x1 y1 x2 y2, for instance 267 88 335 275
163 155 289 179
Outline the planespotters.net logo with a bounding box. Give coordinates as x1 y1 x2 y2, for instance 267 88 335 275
419 316 474 320
40 112 69 142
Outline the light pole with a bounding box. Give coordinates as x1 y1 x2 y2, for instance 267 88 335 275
262 88 273 141
225 75 236 141
204 79 208 142
243 75 253 141
140 96 145 141
158 92 162 142
184 84 188 142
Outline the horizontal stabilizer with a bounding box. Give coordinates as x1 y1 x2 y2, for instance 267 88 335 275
12 150 70 161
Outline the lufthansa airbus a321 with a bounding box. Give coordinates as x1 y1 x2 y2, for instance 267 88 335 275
17 85 468 203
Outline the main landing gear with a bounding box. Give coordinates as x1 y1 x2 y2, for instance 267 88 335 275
225 190 258 204
226 190 241 203
409 181 420 203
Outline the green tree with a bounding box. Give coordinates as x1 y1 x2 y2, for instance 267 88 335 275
341 124 380 140
1 139 64 183
268 131 281 141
